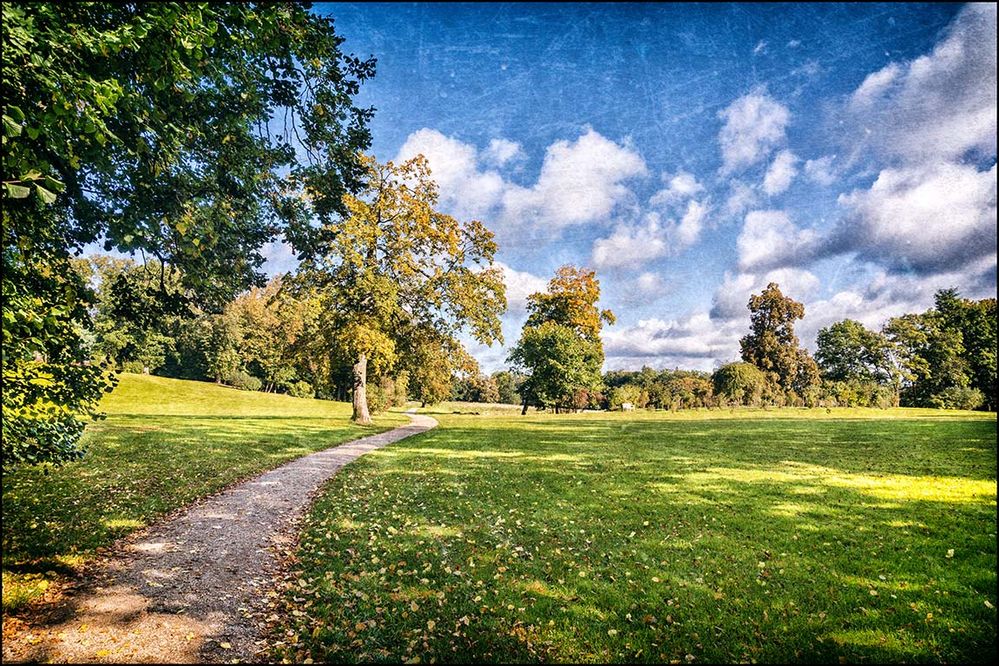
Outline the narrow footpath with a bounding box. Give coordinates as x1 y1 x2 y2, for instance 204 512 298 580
4 412 438 664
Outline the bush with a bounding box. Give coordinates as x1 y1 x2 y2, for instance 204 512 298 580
929 386 985 410
712 362 767 406
121 360 146 374
284 380 314 399
366 381 391 414
223 369 262 392
609 385 644 410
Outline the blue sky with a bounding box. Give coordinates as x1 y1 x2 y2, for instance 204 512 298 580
266 3 997 373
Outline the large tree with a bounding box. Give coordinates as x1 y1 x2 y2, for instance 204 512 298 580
294 155 506 424
2 2 375 467
739 282 816 397
509 265 614 413
815 319 893 384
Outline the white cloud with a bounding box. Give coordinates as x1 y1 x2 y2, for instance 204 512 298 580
395 129 506 219
753 40 768 55
604 312 747 370
675 200 708 249
850 63 902 109
649 170 704 206
796 256 997 353
711 267 820 321
592 199 709 269
483 138 525 167
736 210 819 272
396 127 647 232
834 162 997 275
803 155 838 185
636 272 665 294
723 180 758 218
502 127 647 228
717 89 791 174
494 261 548 312
592 213 668 269
762 149 799 195
846 4 996 162
260 238 298 275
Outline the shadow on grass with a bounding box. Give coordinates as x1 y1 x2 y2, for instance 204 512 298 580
279 415 996 663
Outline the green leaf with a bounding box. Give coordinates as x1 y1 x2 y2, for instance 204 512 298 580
35 185 58 204
5 182 31 198
2 114 22 137
43 176 65 192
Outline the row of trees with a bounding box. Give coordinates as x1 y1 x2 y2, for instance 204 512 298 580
2 3 514 468
73 155 507 420
508 279 994 413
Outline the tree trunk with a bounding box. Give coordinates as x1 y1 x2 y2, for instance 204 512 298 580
352 352 372 425
521 397 528 415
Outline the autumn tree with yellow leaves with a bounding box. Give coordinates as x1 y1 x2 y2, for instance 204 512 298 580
294 155 506 424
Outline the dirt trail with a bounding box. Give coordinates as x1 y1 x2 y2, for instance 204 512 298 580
3 412 437 664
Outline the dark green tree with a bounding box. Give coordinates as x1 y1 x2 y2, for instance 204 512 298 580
509 266 613 414
739 282 817 397
712 362 768 406
2 3 375 466
490 370 524 405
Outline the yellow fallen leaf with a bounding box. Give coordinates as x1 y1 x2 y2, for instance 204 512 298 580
220 642 232 649
946 549 954 558
410 601 419 612
607 629 618 636
426 620 436 631
95 649 110 658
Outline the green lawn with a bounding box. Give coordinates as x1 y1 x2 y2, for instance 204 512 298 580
272 408 997 664
2 373 406 612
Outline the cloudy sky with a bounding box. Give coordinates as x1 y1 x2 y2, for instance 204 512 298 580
265 2 997 373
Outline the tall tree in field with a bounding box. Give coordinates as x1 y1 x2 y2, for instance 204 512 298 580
815 319 893 384
294 155 506 424
739 282 816 396
933 289 997 410
2 3 375 467
509 266 614 414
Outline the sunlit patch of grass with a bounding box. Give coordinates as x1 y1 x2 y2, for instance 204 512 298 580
273 409 996 664
2 373 407 616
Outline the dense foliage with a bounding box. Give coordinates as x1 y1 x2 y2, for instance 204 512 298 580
292 155 506 423
509 266 613 413
2 2 375 467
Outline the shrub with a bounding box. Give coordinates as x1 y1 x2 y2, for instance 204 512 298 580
609 385 644 411
284 380 314 399
929 386 985 410
712 362 767 406
223 369 262 392
121 360 145 374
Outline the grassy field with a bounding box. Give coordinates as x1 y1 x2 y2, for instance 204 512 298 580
2 373 406 613
272 408 996 664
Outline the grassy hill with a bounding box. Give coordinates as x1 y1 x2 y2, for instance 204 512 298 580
2 373 407 612
273 408 997 663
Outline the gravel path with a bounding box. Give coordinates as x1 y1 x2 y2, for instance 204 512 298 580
4 412 437 664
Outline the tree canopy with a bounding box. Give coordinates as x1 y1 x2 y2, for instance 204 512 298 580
292 155 506 423
510 266 613 413
2 2 375 467
739 282 818 399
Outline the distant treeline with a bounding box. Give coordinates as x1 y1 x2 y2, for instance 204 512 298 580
79 256 995 413
458 288 996 412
